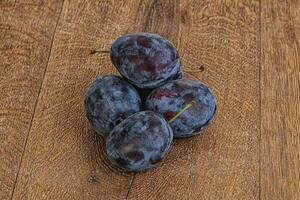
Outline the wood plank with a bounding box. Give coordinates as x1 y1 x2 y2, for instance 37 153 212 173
127 0 261 199
128 0 180 44
11 1 180 199
0 1 63 199
260 0 300 199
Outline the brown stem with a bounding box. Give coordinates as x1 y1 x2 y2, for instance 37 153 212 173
183 65 204 73
90 48 110 54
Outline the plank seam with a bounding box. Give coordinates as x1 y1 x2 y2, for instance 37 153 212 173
125 174 136 200
9 1 65 199
143 0 158 32
177 0 182 56
258 0 262 199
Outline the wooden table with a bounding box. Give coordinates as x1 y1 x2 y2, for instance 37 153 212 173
1 1 299 199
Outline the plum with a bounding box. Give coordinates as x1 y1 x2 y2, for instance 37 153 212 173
146 79 217 138
85 75 141 136
110 32 182 89
106 111 173 172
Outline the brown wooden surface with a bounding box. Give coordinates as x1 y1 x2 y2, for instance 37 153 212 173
128 0 260 199
260 0 300 199
0 0 299 199
0 1 64 199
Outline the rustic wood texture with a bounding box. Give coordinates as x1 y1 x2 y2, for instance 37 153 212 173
128 0 260 199
0 0 299 199
0 1 63 199
10 1 180 199
10 1 134 199
260 0 300 199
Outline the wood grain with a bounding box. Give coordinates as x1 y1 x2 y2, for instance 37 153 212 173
0 1 63 199
2 0 300 199
127 0 260 199
128 0 180 44
260 0 300 199
11 0 180 199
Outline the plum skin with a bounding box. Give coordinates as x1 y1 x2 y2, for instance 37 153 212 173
85 75 141 137
146 79 217 138
110 32 183 90
106 111 173 172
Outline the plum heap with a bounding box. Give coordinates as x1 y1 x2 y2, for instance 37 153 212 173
85 32 217 172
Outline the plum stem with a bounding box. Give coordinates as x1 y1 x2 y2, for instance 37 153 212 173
183 66 204 73
168 101 194 123
90 48 110 54
183 69 203 73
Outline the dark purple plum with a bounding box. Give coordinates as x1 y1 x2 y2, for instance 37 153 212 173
110 32 183 89
85 75 141 137
106 111 173 172
146 79 217 138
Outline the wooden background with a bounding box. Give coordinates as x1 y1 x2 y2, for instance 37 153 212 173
0 0 299 199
